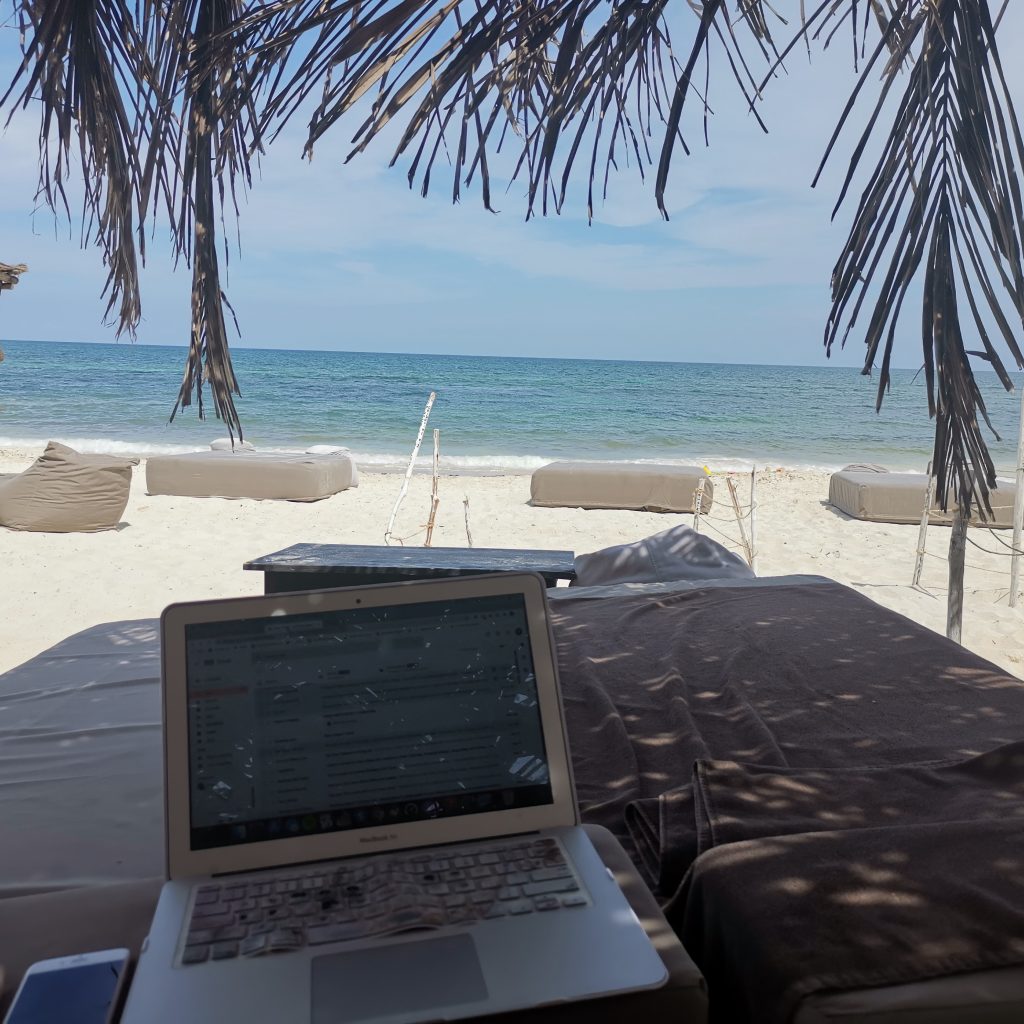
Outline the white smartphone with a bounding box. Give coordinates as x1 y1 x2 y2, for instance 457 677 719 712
3 949 130 1024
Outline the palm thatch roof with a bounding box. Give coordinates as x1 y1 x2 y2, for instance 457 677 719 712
0 262 27 292
1 1 1021 519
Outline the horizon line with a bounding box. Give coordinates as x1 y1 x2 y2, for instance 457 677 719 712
0 335 953 374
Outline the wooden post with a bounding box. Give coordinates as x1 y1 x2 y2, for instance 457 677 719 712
946 507 968 644
425 429 441 546
384 391 436 546
726 475 753 567
1010 384 1024 607
912 461 936 590
463 497 473 548
693 478 705 533
749 467 758 574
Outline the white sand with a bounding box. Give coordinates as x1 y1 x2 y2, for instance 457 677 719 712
1 449 1021 678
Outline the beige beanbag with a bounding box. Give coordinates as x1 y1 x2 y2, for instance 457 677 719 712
0 442 137 532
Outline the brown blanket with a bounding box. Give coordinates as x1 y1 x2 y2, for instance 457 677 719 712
681 820 1024 1024
672 745 1024 1022
692 744 1024 853
550 579 1024 1019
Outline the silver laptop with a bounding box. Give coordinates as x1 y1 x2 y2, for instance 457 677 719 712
122 572 667 1024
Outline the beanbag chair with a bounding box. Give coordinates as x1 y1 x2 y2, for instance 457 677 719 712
0 442 137 532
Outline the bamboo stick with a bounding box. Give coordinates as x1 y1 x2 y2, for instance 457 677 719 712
384 391 436 546
912 461 936 590
1010 385 1024 607
947 507 968 643
463 497 473 547
693 478 705 533
749 467 758 574
425 429 440 546
726 476 753 566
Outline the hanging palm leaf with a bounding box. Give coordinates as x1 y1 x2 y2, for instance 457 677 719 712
815 0 1024 518
1 0 145 329
2 0 1021 508
0 262 28 291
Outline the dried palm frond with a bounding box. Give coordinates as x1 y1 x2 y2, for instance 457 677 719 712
0 262 28 291
2 1 145 329
158 0 259 439
1 0 1021 510
813 0 1024 518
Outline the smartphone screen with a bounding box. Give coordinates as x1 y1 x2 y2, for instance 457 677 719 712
5 958 127 1024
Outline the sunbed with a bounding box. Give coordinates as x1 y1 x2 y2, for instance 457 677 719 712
145 449 357 501
530 462 712 513
829 466 1018 527
2 567 1023 1021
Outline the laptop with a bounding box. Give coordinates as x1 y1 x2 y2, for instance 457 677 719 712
121 572 667 1024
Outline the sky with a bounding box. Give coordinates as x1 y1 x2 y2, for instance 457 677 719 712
1 6 1023 370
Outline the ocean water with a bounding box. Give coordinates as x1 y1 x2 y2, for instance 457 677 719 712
0 339 1021 473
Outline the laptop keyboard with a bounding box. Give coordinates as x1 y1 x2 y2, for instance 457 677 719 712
180 836 586 965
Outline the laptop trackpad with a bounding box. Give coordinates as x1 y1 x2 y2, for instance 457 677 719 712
311 933 488 1023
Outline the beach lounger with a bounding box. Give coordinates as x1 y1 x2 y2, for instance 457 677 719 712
829 466 1018 527
4 576 1024 1021
0 441 136 532
145 450 357 502
530 461 712 513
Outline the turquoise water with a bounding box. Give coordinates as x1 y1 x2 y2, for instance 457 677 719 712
0 339 1020 473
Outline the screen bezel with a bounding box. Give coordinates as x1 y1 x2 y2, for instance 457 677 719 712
161 572 577 880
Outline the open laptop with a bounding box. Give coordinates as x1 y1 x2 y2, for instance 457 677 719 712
121 572 667 1024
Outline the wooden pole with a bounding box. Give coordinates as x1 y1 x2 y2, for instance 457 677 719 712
463 497 473 548
1010 384 1024 607
425 429 441 546
912 461 936 590
384 391 436 546
749 467 758 574
726 476 753 567
693 478 705 533
946 507 968 643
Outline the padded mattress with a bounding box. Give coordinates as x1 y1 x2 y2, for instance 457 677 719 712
145 451 357 501
530 462 713 513
829 470 1017 527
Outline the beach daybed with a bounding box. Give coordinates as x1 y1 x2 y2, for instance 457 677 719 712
2 546 1024 1021
145 449 357 501
829 465 1018 526
530 461 712 513
0 440 136 532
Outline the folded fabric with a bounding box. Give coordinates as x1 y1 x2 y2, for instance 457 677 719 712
680 819 1024 1024
624 787 699 895
656 745 1024 1023
628 743 1024 912
693 742 1024 855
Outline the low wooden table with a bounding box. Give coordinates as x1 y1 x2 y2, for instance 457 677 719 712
244 543 578 594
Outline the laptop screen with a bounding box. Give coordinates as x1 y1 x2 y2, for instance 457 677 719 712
184 592 552 851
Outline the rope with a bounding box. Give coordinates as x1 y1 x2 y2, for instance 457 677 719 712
973 527 1024 555
965 535 1024 558
696 515 747 552
921 548 1014 576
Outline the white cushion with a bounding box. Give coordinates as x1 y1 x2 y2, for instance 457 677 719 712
305 444 350 455
209 438 254 451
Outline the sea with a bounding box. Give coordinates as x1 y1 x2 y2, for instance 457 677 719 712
0 338 1021 474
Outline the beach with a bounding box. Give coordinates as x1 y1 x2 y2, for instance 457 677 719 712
1 447 1021 678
